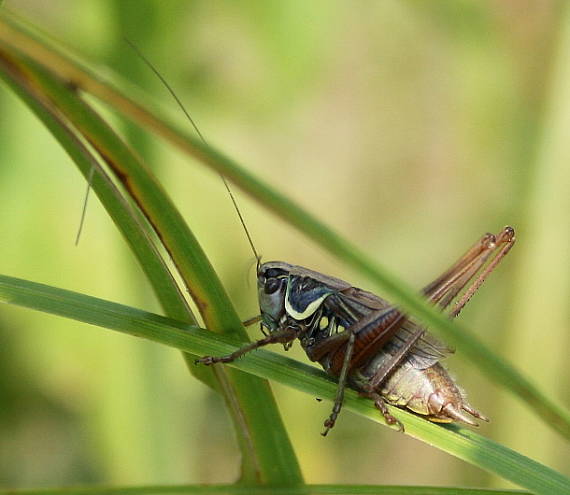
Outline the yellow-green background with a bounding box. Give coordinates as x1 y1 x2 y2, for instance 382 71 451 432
0 0 568 489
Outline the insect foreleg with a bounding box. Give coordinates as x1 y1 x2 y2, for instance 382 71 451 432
321 330 356 436
196 328 297 365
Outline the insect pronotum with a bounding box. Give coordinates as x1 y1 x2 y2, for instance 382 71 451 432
129 42 516 435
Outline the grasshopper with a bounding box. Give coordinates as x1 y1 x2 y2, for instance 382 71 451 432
198 227 515 435
126 40 516 435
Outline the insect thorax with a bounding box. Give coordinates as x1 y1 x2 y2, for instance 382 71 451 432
258 262 372 360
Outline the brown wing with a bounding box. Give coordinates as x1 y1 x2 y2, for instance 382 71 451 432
325 287 451 373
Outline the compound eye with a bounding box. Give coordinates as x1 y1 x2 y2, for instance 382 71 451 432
264 278 282 295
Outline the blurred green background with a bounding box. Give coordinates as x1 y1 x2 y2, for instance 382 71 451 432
0 0 568 490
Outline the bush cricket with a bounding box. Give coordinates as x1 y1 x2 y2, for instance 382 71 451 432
128 41 516 435
198 228 515 435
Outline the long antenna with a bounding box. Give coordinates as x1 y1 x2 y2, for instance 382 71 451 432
124 38 261 266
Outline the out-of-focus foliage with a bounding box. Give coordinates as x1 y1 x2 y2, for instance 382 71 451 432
0 0 568 490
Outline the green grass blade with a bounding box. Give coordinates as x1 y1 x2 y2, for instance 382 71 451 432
0 483 528 495
0 11 567 442
0 49 302 485
0 274 567 495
